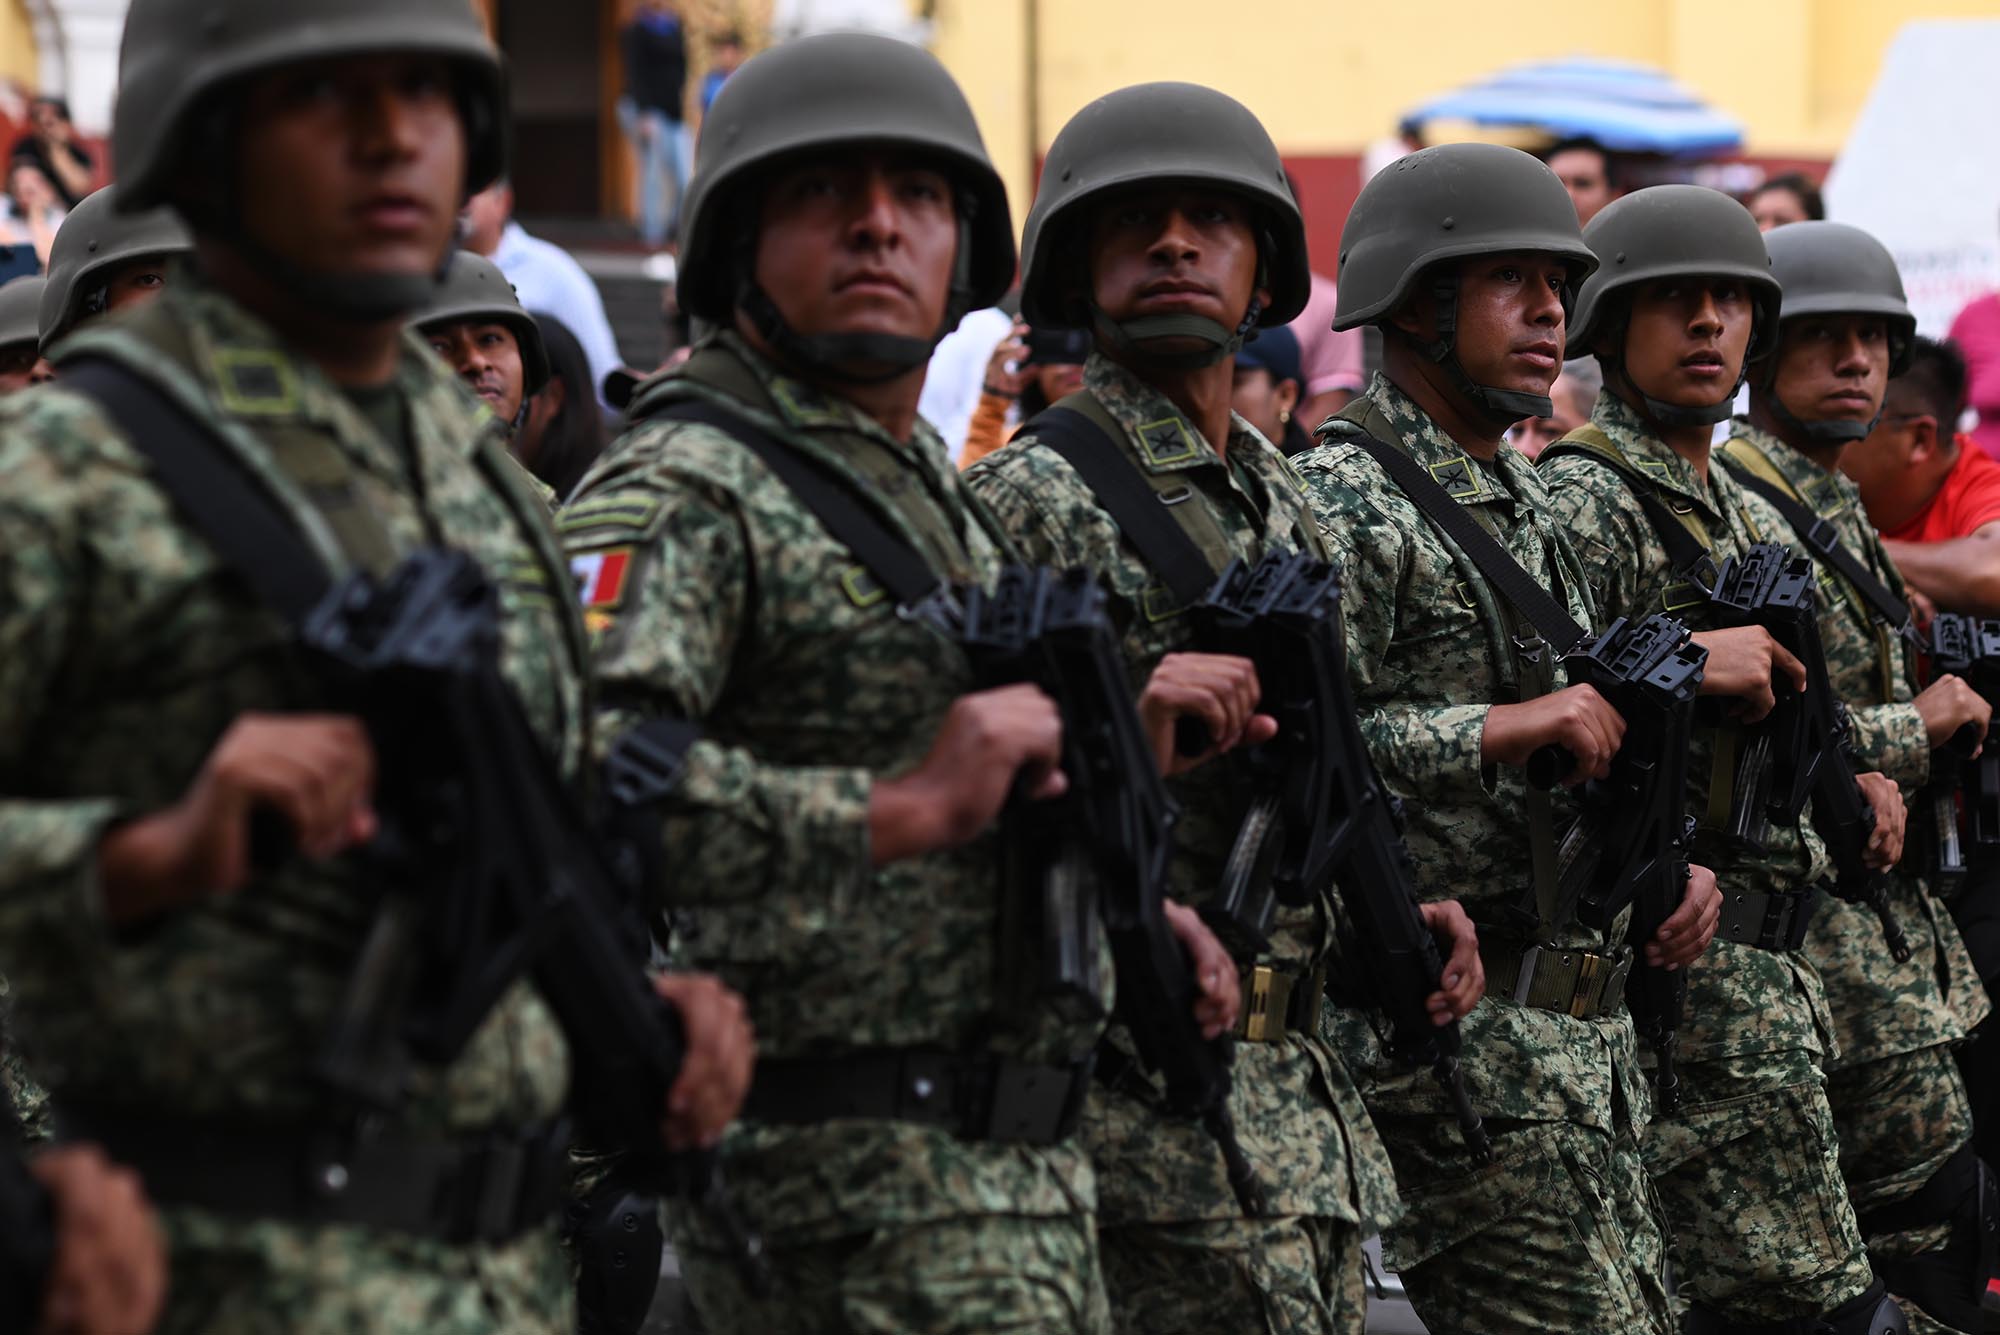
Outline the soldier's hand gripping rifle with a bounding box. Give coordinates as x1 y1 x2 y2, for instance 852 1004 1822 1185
296 549 764 1285
1710 543 1912 962
959 565 1267 1216
1530 616 1707 1116
1189 550 1491 1163
1924 614 2000 888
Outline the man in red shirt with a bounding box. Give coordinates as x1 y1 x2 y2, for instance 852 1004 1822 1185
1843 335 2000 614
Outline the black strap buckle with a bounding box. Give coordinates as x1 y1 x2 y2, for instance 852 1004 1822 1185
606 718 700 808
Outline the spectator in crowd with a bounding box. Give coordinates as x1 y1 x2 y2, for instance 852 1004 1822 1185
620 0 690 249
701 30 745 117
1510 355 1602 460
1948 245 2000 462
412 251 550 438
917 302 1015 459
1747 172 1825 232
1280 172 1366 424
8 96 93 208
1542 136 1618 225
519 313 608 498
1230 324 1313 455
1841 335 2000 614
956 318 1087 469
461 178 623 412
0 160 61 268
0 274 50 393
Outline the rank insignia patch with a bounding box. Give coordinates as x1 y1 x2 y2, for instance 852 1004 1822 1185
570 547 634 609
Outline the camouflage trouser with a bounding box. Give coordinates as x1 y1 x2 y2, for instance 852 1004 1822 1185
1827 1044 1979 1334
1643 1057 1874 1324
1098 1214 1365 1335
677 1211 1112 1335
158 1209 573 1335
1375 1113 1674 1335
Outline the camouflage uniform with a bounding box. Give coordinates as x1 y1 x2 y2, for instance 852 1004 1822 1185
1722 420 1991 1331
1294 373 1675 1335
965 353 1401 1335
0 276 583 1334
1539 391 1877 1324
561 333 1113 1335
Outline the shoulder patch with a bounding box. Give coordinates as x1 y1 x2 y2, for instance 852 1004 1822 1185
558 494 667 545
1429 455 1477 499
1137 417 1201 466
213 348 301 416
841 565 887 609
571 547 634 610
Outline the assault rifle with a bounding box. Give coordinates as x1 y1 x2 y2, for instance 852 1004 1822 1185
1924 615 2000 887
1190 551 1491 1163
1533 616 1706 1115
1709 543 1912 961
959 565 1266 1216
297 549 763 1287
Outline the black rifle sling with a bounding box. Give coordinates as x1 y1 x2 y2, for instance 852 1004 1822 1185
654 399 944 609
1025 405 1218 607
1347 433 1587 651
1720 460 1911 633
60 356 333 621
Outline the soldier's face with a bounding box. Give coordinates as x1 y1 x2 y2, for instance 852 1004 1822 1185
1768 314 1890 430
1443 252 1569 399
98 256 171 315
1618 276 1754 410
1087 187 1268 353
750 152 958 350
426 319 524 423
235 54 466 285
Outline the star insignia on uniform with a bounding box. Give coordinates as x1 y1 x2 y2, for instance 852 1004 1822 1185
1429 455 1477 498
1136 417 1200 466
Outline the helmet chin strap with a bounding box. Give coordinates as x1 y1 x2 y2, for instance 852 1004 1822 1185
1599 317 1743 431
1416 271 1555 429
1758 363 1881 446
1087 296 1261 372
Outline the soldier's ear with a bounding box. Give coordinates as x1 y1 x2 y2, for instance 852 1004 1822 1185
1388 291 1430 339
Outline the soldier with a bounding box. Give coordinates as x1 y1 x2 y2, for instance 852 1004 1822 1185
0 0 754 1331
0 275 52 393
37 184 188 352
964 82 1476 1334
1540 185 1905 1333
1292 142 1722 1335
411 250 551 436
559 33 1240 1335
1717 220 1995 1334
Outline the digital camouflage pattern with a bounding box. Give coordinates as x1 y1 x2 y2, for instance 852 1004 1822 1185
0 976 49 1143
562 333 1111 1330
966 353 1397 1332
1093 1216 1366 1335
0 275 584 1333
1540 391 1874 1322
1293 374 1671 1334
1722 421 1988 1329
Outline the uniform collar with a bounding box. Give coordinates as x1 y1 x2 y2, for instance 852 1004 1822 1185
1588 391 1729 521
1726 416 1857 519
1080 352 1266 476
1339 372 1526 508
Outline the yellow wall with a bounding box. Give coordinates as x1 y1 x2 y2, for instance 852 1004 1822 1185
932 0 2000 223
0 0 37 91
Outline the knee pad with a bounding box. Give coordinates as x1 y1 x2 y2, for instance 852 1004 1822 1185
1866 1143 2000 1330
570 1184 666 1335
1683 1283 1907 1335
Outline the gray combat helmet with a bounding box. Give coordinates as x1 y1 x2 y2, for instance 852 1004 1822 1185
1333 143 1597 427
676 31 1013 384
39 185 191 353
1572 185 1781 429
1019 81 1307 370
411 251 551 396
1757 221 1914 446
109 0 508 323
0 275 44 353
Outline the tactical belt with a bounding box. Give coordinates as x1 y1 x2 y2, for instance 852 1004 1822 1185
1481 940 1631 1019
61 1103 567 1244
1237 963 1327 1043
742 1049 1090 1146
1715 887 1818 952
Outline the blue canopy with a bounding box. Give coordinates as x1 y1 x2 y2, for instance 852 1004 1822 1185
1408 57 1745 157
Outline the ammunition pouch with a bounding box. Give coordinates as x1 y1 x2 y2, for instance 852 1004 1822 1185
1237 963 1327 1043
61 1103 568 1244
743 1049 1092 1146
1481 939 1631 1019
1714 887 1818 952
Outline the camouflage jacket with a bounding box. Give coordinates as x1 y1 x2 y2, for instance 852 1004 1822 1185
561 334 1108 1243
1720 420 1987 1061
1294 373 1650 1130
965 353 1400 1230
0 278 582 1326
1540 392 1836 1070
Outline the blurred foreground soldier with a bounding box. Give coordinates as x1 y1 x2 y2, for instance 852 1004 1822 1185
0 274 51 393
1541 186 1902 1333
965 82 1454 1335
1720 221 1994 1333
412 250 551 435
1295 142 1717 1335
36 184 187 353
0 0 753 1331
560 33 1241 1334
